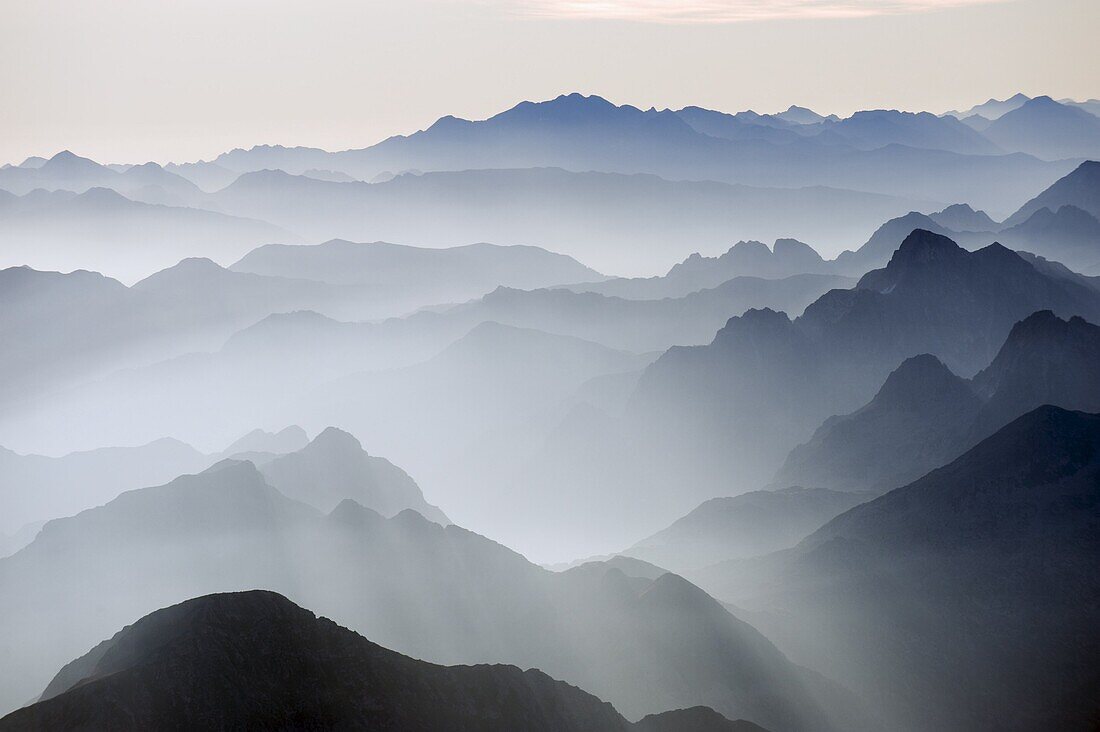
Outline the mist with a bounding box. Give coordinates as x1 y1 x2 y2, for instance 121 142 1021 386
2 46 1100 731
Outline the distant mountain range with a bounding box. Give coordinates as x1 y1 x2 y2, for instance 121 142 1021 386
983 96 1100 160
0 186 294 281
161 93 1074 215
622 487 872 572
5 97 1098 280
693 405 1100 731
209 166 928 275
0 241 603 409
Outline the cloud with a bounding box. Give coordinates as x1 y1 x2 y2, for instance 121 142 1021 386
488 0 1008 24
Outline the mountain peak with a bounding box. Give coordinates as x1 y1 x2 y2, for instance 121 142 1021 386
889 228 966 265
871 354 973 410
305 426 364 454
41 150 103 174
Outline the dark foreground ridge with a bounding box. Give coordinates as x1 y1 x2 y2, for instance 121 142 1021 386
0 590 765 732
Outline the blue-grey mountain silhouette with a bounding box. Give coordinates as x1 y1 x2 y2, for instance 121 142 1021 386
695 405 1100 732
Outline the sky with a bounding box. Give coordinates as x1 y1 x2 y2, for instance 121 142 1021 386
1 0 1097 164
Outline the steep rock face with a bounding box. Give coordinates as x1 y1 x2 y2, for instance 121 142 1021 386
2 591 632 732
695 406 1100 732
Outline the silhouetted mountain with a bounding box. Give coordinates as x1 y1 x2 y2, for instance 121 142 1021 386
695 406 1100 731
971 310 1100 433
196 94 1070 223
673 106 802 145
1004 159 1100 228
0 438 206 535
448 275 851 352
300 167 358 182
0 261 335 407
0 187 295 282
773 310 1100 494
164 159 239 191
627 230 1100 494
816 110 1003 155
259 427 449 523
219 425 309 458
775 355 980 492
984 96 1100 160
568 241 840 300
928 202 999 232
0 521 45 559
0 461 857 730
233 237 605 302
0 591 634 731
623 487 871 572
0 151 206 206
944 92 1030 121
214 166 928 275
832 211 950 273
774 105 833 126
636 708 770 732
957 113 992 132
995 204 1100 273
1060 98 1100 118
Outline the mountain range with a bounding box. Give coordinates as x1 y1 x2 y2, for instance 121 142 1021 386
625 229 1100 497
0 186 294 282
0 425 446 540
693 405 1100 731
0 459 865 731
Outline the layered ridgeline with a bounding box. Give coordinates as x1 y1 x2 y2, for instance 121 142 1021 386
171 94 1072 213
0 460 866 732
621 487 872 572
0 425 446 544
0 240 601 407
775 310 1100 492
210 166 925 276
693 406 1100 732
828 161 1100 275
623 229 1100 496
0 184 295 282
630 309 1100 572
0 591 764 732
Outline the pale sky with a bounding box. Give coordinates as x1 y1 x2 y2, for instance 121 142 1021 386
1 0 1097 164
